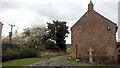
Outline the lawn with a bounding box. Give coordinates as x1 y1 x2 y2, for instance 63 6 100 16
2 57 48 66
2 51 66 67
1 48 71 68
66 47 71 54
0 62 1 68
65 59 106 66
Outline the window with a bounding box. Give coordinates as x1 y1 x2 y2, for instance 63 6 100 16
107 25 111 30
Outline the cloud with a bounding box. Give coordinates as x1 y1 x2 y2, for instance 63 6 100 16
0 0 119 43
0 8 51 35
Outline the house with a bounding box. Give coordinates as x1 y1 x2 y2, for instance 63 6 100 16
71 1 118 64
0 21 3 63
0 22 3 43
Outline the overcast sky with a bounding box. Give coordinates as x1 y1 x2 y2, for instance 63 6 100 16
0 0 119 44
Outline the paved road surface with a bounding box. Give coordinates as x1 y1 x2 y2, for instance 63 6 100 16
29 55 71 66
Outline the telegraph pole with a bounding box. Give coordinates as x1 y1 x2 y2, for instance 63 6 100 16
55 26 56 44
9 24 15 45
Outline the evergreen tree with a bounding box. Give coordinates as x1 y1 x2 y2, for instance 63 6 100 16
47 20 69 51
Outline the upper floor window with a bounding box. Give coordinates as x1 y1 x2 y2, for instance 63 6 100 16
107 25 111 30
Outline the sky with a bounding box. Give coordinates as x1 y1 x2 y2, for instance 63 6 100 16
0 0 119 44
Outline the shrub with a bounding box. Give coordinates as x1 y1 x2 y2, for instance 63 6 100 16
2 47 36 62
45 39 58 51
2 48 15 61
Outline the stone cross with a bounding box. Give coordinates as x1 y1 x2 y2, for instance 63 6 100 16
88 47 94 64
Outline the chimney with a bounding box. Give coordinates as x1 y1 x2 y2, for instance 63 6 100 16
88 0 94 11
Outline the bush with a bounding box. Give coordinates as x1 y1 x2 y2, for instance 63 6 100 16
40 51 65 57
2 48 16 61
2 47 36 62
45 39 58 51
18 47 35 58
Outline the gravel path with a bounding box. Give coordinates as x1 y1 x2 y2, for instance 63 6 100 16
29 55 71 66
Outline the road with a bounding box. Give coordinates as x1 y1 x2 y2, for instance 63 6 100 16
29 55 71 66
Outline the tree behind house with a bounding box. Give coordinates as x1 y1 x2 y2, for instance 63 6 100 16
47 20 69 52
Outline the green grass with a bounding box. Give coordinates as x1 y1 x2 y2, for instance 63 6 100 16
2 49 70 67
2 57 48 66
2 55 57 67
2 52 65 67
0 62 2 68
66 48 71 54
65 59 106 66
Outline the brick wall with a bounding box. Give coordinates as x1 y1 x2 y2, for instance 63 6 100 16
71 10 118 64
0 22 3 43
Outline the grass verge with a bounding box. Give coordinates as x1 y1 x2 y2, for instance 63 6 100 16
2 57 48 66
65 59 106 66
66 48 71 54
2 51 65 67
